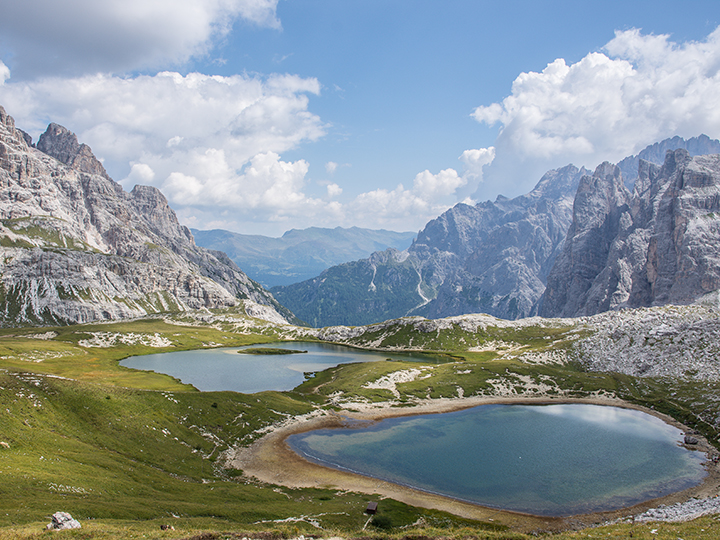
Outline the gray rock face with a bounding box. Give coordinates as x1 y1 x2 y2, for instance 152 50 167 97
416 164 586 320
273 136 720 328
540 149 720 317
37 122 110 179
273 165 586 326
618 134 720 188
0 105 295 326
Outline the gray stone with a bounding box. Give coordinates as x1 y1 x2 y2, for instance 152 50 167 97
46 511 81 530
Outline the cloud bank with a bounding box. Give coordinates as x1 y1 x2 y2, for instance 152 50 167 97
2 21 720 235
0 0 280 78
472 27 720 199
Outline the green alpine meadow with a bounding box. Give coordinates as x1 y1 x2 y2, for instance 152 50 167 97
2 304 720 539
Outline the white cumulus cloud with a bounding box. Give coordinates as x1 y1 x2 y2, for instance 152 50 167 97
473 26 720 199
412 168 466 199
0 69 330 233
326 183 343 198
0 0 280 78
0 61 9 85
459 147 495 180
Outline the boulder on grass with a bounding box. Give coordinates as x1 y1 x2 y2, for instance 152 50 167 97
46 512 81 530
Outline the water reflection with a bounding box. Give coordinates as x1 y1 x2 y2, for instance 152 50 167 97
532 403 679 440
288 404 706 516
120 341 437 393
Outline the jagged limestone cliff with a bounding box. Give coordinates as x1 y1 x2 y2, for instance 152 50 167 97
274 136 720 328
0 106 296 326
540 150 720 317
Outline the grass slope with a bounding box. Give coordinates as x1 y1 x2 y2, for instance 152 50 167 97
1 312 720 539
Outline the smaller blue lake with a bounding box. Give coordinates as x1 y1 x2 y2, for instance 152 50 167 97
288 404 707 516
120 342 435 393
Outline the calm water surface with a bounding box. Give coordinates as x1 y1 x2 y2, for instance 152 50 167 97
288 404 707 516
120 342 435 393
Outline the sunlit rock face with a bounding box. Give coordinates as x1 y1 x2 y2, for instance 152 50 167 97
0 105 295 326
540 150 720 318
274 137 720 328
416 164 586 321
273 165 586 326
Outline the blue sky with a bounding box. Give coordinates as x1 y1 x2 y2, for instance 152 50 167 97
0 0 719 235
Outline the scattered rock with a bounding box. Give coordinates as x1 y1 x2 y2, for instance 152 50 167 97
631 496 720 523
45 511 81 530
684 434 699 445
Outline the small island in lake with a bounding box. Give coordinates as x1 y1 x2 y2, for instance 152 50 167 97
238 348 308 355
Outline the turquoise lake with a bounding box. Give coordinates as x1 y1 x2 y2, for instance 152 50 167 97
288 403 707 516
120 342 436 393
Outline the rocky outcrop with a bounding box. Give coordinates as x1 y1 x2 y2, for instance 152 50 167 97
37 123 111 179
0 105 296 326
46 512 81 530
540 150 720 318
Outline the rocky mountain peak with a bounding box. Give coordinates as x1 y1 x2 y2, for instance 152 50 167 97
0 105 296 326
0 106 14 132
0 105 30 152
541 148 720 318
129 184 194 245
37 122 110 179
274 161 590 326
617 135 720 188
525 163 589 202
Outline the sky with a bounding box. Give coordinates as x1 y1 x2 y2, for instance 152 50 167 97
0 1 719 236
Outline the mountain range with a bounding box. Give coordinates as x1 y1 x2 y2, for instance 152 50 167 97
191 227 416 287
0 106 296 327
3 101 720 331
272 136 720 328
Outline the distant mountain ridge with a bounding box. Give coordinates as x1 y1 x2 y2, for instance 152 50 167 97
0 105 296 326
191 226 416 287
273 135 720 328
272 164 587 326
617 134 720 187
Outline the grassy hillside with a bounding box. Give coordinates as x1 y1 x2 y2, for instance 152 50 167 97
1 309 720 539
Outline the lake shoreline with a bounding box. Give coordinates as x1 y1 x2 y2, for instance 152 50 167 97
229 394 720 534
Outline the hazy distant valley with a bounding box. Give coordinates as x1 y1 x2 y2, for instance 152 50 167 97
191 226 416 288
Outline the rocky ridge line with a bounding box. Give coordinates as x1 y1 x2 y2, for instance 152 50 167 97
272 164 587 326
0 105 296 326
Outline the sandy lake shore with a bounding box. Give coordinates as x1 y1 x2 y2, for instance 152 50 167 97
229 395 720 533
